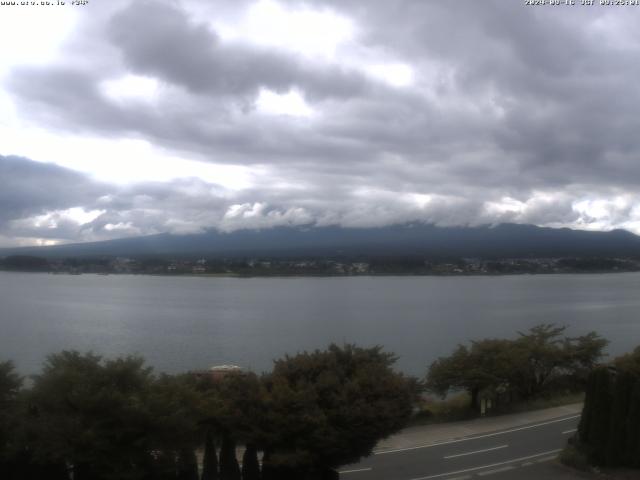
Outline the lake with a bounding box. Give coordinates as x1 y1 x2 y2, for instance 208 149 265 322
2 271 639 376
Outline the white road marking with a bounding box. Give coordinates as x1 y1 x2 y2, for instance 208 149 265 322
477 465 515 476
339 467 372 474
409 449 562 480
375 415 579 455
444 444 508 459
535 455 557 463
521 462 533 467
562 428 577 434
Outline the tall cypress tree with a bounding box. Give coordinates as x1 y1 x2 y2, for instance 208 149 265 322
201 430 219 480
625 380 640 467
579 360 640 468
148 451 178 480
260 451 275 480
605 372 633 466
73 462 99 480
241 444 260 480
584 368 613 465
177 449 199 480
577 366 597 442
219 435 241 480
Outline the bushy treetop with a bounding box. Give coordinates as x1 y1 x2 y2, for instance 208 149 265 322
426 324 609 408
261 344 414 470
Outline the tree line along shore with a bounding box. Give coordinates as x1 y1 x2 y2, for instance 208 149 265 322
3 254 640 276
0 325 638 479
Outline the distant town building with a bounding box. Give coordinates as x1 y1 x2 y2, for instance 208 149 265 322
192 364 246 382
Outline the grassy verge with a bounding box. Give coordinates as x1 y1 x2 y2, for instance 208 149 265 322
559 445 640 479
501 391 585 414
409 391 585 426
560 444 590 472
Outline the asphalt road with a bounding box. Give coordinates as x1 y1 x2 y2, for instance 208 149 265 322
339 414 581 480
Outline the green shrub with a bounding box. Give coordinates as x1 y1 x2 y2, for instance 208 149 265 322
559 445 589 472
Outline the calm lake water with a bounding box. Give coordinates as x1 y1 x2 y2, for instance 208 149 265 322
2 271 640 376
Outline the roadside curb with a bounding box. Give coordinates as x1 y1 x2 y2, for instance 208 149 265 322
373 403 583 454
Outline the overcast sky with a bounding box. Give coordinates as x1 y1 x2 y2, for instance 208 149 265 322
2 0 640 247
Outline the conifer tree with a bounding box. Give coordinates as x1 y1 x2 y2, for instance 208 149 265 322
219 434 241 480
241 444 260 480
605 372 633 465
201 430 219 480
177 448 199 480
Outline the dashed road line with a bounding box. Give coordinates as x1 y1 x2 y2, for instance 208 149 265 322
444 445 508 459
477 465 515 476
562 428 577 434
535 455 557 463
408 449 562 480
376 415 579 455
339 467 372 474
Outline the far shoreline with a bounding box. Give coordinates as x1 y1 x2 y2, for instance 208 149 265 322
2 269 640 279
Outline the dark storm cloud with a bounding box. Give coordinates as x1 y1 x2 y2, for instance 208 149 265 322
108 1 369 100
4 0 640 243
0 155 106 223
303 0 640 187
0 156 224 243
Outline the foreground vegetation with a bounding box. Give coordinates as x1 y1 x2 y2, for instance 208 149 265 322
412 391 585 426
0 345 416 480
0 325 625 479
425 326 640 474
565 346 640 470
425 324 608 413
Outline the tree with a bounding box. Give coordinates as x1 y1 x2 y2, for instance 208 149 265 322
201 429 219 480
0 362 21 402
426 325 608 410
147 373 205 457
614 346 640 375
195 371 265 480
26 351 207 480
207 372 266 446
513 325 608 397
1 255 49 272
426 340 519 410
576 345 640 468
176 448 199 480
219 434 241 480
512 324 570 398
25 352 160 479
260 344 414 477
241 444 260 480
0 362 24 479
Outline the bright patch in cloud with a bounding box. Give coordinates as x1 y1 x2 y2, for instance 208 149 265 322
101 75 160 104
0 127 256 189
0 91 17 128
256 88 315 117
215 0 355 59
0 6 77 74
64 207 105 225
221 202 313 231
104 222 133 232
573 197 628 221
408 193 433 208
485 197 526 216
366 63 415 88
23 208 103 230
0 233 60 248
569 196 634 232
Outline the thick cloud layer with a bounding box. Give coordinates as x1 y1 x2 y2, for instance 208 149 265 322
3 0 640 245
